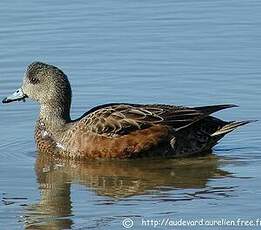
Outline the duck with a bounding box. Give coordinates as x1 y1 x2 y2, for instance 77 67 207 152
2 62 255 159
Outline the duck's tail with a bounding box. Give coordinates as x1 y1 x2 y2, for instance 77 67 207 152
211 120 257 137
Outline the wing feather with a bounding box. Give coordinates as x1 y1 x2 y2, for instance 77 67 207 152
78 103 236 136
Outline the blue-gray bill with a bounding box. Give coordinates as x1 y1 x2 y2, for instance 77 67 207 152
2 88 28 104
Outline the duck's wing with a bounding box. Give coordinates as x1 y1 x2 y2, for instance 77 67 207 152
79 103 237 136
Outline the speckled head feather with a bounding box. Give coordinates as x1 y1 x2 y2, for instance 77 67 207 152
22 62 72 121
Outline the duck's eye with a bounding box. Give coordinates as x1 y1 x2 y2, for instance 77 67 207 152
30 77 39 84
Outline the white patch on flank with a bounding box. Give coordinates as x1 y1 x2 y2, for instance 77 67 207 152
54 163 64 170
56 142 66 150
41 130 49 138
42 166 50 173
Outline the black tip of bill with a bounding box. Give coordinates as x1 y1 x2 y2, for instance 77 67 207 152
2 97 10 103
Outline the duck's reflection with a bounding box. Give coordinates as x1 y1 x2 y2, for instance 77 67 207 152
25 152 231 229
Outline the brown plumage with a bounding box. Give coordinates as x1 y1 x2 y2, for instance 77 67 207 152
2 62 255 159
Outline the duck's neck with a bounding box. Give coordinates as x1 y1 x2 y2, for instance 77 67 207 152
39 102 71 133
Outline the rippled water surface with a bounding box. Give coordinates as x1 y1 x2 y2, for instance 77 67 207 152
0 0 261 229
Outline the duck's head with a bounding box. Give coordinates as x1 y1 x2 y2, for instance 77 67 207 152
3 62 71 104
2 62 72 120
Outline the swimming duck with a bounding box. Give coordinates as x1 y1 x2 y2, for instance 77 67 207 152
2 62 254 159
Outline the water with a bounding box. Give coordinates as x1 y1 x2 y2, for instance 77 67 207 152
0 0 260 229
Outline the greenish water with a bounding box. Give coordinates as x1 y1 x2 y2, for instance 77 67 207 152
0 0 260 229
